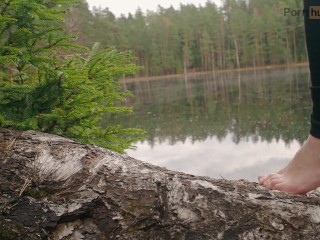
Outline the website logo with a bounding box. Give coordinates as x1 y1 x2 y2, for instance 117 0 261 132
283 6 320 19
310 6 320 19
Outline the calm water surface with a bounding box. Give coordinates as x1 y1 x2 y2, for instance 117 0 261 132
102 66 311 182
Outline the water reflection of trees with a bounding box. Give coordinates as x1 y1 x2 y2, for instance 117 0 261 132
101 67 311 147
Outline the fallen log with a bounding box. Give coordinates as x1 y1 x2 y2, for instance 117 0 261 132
1 128 320 239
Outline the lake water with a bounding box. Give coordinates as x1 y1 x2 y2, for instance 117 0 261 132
102 66 312 182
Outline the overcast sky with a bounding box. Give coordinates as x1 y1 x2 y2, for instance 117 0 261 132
86 0 222 17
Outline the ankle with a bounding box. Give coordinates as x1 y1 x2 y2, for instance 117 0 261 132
305 134 320 147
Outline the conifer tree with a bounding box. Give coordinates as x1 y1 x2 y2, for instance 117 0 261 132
0 0 144 152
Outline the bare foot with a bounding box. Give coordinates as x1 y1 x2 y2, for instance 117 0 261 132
258 135 320 194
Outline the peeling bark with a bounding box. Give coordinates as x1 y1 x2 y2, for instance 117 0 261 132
1 128 320 240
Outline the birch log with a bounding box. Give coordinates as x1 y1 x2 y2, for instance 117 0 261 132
1 128 320 240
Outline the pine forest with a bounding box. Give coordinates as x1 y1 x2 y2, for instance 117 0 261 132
68 0 306 77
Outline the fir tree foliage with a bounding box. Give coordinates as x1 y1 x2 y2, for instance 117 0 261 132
0 0 144 152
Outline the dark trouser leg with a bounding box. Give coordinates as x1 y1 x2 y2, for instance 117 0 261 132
304 1 320 138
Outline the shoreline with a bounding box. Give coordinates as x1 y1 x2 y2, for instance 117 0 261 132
122 62 309 83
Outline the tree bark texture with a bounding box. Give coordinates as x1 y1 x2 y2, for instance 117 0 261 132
1 128 320 240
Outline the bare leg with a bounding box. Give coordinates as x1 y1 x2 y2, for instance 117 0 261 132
258 1 320 194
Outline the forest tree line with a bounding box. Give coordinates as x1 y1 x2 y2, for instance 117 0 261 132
67 0 305 77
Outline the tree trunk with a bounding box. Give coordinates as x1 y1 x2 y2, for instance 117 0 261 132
1 128 320 240
233 35 240 69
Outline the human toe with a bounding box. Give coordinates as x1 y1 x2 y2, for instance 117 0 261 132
259 173 279 186
261 173 281 188
258 175 267 184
